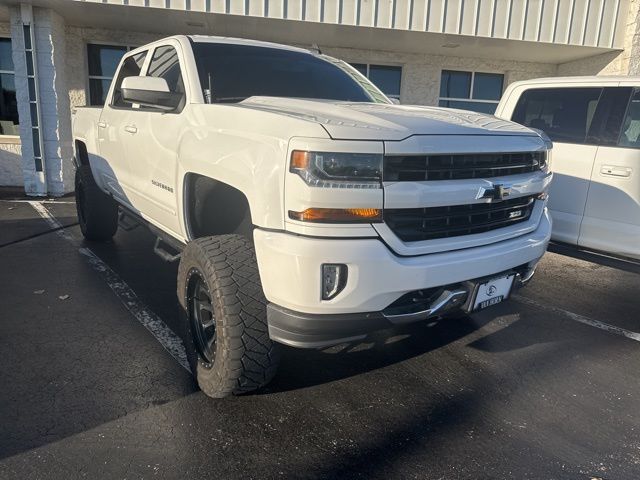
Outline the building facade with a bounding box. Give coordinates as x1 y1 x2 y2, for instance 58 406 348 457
0 0 638 195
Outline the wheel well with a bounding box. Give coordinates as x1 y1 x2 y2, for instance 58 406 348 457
185 174 252 239
75 140 89 166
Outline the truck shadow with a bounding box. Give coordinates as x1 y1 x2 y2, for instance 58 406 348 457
261 313 490 394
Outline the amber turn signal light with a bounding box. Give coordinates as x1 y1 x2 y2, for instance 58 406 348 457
290 150 310 170
288 208 383 223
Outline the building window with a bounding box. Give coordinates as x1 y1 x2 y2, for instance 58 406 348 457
87 44 137 106
439 70 504 114
351 63 401 100
0 38 19 136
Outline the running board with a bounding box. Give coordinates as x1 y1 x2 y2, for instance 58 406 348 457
118 210 140 232
153 237 181 262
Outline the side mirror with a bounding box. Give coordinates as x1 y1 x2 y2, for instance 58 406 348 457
121 76 182 111
389 97 401 105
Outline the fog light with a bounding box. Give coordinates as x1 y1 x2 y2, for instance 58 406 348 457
322 264 348 300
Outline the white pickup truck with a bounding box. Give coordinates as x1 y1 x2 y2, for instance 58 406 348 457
72 35 553 398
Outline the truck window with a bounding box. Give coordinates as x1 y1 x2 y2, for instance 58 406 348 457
618 89 640 148
110 51 147 108
146 45 184 95
512 87 602 144
191 42 389 104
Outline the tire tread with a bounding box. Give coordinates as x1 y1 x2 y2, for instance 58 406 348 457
177 234 279 398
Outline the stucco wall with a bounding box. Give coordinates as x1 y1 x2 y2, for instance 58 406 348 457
321 46 558 106
0 141 22 187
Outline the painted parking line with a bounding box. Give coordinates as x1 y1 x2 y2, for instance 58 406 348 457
1 199 76 204
512 294 640 343
28 201 191 372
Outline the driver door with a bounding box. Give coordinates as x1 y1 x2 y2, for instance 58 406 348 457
121 42 187 238
95 50 148 207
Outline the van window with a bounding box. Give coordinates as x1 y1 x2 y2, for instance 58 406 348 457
619 89 640 148
512 88 602 144
587 87 632 146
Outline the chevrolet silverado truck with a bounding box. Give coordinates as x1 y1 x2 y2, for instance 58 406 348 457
72 35 553 398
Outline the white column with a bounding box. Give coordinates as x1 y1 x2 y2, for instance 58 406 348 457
10 5 72 196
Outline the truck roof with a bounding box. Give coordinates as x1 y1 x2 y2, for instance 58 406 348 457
187 35 311 54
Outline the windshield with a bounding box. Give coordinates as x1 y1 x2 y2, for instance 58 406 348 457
192 42 390 104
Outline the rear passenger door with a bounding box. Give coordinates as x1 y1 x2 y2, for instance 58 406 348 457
512 87 602 245
580 87 640 259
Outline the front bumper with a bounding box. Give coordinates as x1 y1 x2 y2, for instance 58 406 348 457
267 268 535 348
254 206 551 347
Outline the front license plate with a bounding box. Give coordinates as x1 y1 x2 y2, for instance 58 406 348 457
473 274 515 311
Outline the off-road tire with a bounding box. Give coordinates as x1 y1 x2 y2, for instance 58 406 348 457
177 234 280 398
75 165 118 241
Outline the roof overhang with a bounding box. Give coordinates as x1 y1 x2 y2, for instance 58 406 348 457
0 1 622 64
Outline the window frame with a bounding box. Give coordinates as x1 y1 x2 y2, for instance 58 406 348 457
350 62 402 100
138 43 188 114
0 36 19 140
86 42 138 107
107 49 150 111
438 70 504 112
615 87 640 150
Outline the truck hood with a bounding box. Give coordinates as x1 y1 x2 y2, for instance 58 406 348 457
238 97 537 141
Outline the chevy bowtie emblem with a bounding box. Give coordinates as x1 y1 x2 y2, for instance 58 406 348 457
479 183 511 201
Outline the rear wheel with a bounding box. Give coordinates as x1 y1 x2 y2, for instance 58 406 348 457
75 165 118 241
177 234 280 398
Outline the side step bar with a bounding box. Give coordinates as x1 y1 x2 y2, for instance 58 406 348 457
118 206 185 263
153 237 182 262
118 210 139 232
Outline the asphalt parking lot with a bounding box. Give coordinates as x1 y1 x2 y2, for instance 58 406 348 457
2 197 640 480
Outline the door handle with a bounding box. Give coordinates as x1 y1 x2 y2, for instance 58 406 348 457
124 125 138 134
601 165 632 178
98 121 107 128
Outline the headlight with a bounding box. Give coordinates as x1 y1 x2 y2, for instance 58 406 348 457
290 150 383 189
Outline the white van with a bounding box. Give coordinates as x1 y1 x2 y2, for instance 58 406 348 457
496 77 640 260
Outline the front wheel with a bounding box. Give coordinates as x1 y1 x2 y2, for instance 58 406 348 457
177 234 280 398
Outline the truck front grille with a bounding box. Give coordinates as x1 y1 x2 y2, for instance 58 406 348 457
384 195 537 242
384 152 545 181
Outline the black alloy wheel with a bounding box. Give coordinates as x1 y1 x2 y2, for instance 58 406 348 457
187 270 217 367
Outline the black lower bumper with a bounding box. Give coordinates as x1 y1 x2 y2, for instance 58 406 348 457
267 304 393 349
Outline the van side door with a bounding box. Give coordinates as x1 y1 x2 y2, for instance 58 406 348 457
511 87 602 245
580 87 640 259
